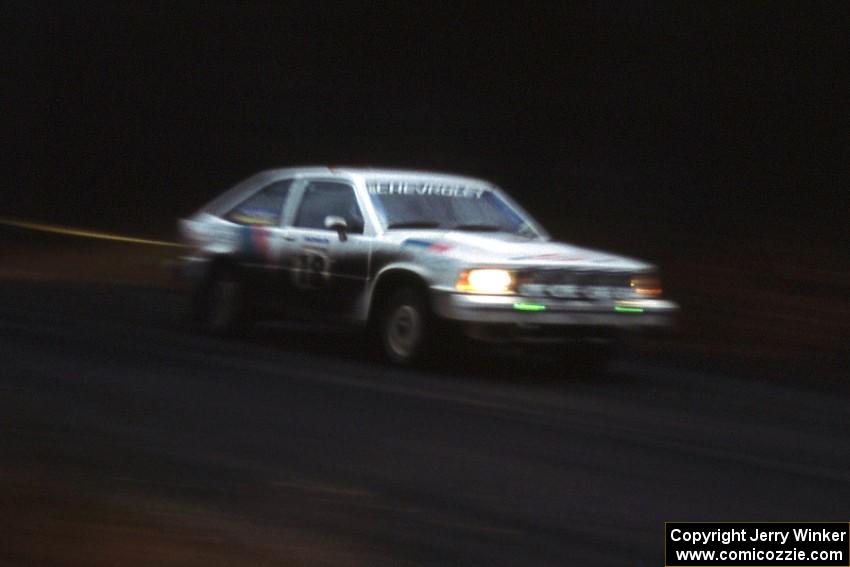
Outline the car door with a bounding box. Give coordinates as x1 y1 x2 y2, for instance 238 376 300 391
284 179 370 318
220 177 295 307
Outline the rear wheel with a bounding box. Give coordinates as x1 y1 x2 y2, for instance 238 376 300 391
193 266 253 337
378 287 432 365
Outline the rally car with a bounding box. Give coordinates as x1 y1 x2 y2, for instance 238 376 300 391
176 167 677 365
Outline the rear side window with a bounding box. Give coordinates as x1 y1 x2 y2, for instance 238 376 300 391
225 179 293 226
294 182 364 234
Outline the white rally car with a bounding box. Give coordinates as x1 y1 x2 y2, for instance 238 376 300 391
176 167 677 365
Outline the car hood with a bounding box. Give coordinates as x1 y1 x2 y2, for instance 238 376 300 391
386 230 653 272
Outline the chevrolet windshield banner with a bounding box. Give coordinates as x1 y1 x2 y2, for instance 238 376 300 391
665 523 849 566
367 182 485 198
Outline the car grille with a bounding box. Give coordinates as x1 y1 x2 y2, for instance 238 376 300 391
517 269 633 300
519 270 631 287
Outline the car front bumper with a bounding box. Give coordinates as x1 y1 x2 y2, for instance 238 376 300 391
431 290 677 328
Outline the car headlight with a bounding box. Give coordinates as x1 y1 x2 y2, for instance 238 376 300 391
456 269 516 294
630 273 663 298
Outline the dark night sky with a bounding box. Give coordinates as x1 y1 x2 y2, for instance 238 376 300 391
3 3 847 251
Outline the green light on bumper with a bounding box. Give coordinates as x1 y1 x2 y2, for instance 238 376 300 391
513 302 547 312
615 305 644 313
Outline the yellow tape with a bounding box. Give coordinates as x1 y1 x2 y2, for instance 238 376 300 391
0 217 182 248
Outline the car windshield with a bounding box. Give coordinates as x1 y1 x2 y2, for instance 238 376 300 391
367 181 539 237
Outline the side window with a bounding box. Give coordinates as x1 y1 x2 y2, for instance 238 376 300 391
294 182 364 234
224 179 293 226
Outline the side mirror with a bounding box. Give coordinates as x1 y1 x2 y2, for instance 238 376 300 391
324 215 348 242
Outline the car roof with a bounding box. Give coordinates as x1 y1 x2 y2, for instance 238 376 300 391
258 166 496 188
193 166 500 219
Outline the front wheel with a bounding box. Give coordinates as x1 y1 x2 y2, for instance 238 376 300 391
378 287 432 365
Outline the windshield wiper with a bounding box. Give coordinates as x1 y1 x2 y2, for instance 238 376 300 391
453 223 503 232
387 220 442 229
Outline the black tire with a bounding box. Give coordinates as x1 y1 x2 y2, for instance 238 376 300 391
192 265 253 337
378 286 432 365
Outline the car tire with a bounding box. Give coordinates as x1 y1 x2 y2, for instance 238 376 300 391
379 287 432 365
194 265 253 337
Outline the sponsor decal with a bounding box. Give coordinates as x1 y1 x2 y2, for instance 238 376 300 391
402 239 433 249
238 226 256 256
237 226 283 264
251 226 270 256
368 182 485 198
402 239 452 253
511 253 588 262
426 242 452 253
